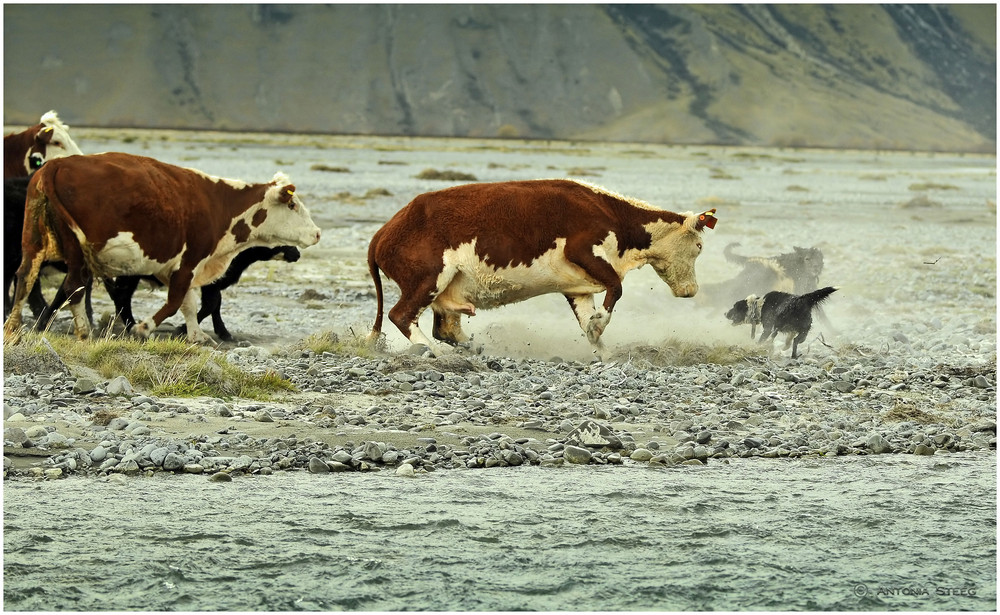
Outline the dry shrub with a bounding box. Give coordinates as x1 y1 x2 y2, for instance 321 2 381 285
882 403 943 424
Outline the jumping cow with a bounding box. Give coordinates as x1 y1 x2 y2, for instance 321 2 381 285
368 179 717 352
5 152 321 343
4 111 83 178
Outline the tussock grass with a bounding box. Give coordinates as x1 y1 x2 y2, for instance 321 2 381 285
8 333 294 400
299 329 384 358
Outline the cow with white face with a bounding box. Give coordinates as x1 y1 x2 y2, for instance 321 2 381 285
4 152 322 343
367 179 717 353
3 111 83 178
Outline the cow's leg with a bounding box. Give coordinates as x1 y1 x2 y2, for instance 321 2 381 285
564 293 607 346
4 250 46 335
27 280 48 318
198 287 232 342
135 267 210 344
563 242 623 344
388 277 440 348
432 310 469 344
59 265 92 340
105 276 142 328
179 288 211 344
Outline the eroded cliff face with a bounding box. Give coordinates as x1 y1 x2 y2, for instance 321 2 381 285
4 4 994 151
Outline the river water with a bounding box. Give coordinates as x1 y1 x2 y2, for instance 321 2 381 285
3 453 995 612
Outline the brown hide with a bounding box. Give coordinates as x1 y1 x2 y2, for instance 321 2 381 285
5 152 317 341
368 179 715 349
3 125 43 178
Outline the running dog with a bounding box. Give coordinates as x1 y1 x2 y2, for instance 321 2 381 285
726 286 838 358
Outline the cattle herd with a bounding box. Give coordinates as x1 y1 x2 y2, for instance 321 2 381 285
5 111 836 357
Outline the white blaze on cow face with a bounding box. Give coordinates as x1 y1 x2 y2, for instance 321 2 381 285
35 111 84 161
255 176 322 248
642 215 704 298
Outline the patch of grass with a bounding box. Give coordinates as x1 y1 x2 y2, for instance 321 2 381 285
566 166 605 176
882 402 944 424
311 164 351 173
908 182 960 191
415 168 477 181
12 333 294 400
299 329 383 358
708 167 739 180
330 187 393 205
92 409 121 426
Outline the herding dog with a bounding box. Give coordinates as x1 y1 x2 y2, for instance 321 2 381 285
725 286 838 358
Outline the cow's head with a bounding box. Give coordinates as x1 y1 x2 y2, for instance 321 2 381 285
646 208 717 298
255 173 322 248
26 111 83 172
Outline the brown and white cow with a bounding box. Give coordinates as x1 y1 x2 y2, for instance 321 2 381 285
4 111 83 178
367 179 717 351
4 152 321 343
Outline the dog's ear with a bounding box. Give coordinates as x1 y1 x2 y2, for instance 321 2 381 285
695 209 717 230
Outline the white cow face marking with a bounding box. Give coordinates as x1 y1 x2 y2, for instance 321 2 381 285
644 220 704 298
255 180 322 248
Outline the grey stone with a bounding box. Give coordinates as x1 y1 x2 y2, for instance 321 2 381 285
163 452 186 471
562 445 592 464
565 419 623 449
209 472 233 482
867 434 893 455
150 447 169 466
396 462 416 477
913 444 935 456
107 418 130 431
90 446 107 462
5 427 30 447
105 376 134 396
331 450 354 464
629 448 653 462
73 378 97 395
308 457 330 473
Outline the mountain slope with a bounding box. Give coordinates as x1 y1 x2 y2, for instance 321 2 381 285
3 4 994 151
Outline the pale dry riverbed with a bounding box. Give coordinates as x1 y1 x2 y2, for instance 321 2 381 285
3 129 996 479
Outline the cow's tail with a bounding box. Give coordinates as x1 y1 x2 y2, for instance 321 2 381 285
367 240 384 344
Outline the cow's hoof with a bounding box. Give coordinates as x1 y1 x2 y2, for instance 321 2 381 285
132 325 151 339
406 343 435 358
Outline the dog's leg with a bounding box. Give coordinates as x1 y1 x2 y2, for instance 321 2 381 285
790 330 809 358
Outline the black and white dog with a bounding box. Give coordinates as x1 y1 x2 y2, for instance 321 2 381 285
725 286 838 358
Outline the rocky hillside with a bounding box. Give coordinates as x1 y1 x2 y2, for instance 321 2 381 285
3 4 995 152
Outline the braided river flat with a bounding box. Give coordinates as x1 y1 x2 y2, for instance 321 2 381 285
3 129 996 611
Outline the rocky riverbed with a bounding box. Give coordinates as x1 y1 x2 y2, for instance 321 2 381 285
3 130 996 479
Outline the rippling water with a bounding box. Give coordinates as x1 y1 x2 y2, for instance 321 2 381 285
4 453 996 611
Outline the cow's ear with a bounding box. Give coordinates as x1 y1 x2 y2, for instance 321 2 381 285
695 208 717 231
34 126 54 146
278 184 296 206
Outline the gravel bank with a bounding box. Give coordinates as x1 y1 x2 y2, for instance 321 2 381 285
3 131 996 479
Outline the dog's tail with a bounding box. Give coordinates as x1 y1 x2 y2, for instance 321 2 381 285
723 242 749 265
796 286 838 311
